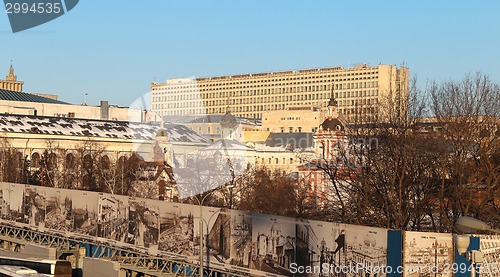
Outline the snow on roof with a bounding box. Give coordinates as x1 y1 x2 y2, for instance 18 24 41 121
0 114 209 144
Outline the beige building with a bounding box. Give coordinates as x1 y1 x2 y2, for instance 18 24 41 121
262 106 323 133
0 89 142 121
150 63 409 123
0 64 23 92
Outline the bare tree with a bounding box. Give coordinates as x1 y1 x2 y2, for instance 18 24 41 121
235 166 299 217
430 73 500 231
0 137 23 183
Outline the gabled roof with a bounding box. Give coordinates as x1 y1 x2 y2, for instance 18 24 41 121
0 89 68 104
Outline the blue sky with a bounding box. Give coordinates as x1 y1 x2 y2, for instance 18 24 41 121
1 1 499 107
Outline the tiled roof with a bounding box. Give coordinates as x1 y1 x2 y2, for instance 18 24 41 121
0 89 68 104
0 114 209 144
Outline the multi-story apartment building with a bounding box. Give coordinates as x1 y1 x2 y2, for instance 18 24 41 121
150 63 409 123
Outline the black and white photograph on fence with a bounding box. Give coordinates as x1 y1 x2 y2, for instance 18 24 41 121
205 208 231 267
127 198 160 248
158 202 194 257
345 224 388 277
252 214 296 276
478 235 500 277
403 231 453 277
98 194 129 241
230 210 252 269
193 206 227 269
295 219 347 277
22 187 45 227
71 191 99 236
1 183 25 223
44 188 73 232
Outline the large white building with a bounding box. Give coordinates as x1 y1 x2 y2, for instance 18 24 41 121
150 64 409 123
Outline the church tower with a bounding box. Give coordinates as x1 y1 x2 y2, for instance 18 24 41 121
6 64 16 82
313 94 347 160
0 63 24 92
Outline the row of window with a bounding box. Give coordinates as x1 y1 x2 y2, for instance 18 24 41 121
152 89 379 105
151 69 381 91
255 157 295 165
152 80 379 97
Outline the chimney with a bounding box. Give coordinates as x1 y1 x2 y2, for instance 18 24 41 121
100 101 109 120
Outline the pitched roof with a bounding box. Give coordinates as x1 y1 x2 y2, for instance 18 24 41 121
0 89 68 104
0 114 209 144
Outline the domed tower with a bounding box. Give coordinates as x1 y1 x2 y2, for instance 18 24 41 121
313 94 347 160
220 110 241 140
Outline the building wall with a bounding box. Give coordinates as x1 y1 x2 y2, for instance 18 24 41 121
261 107 323 133
0 99 142 121
150 64 409 123
0 80 23 92
254 148 314 173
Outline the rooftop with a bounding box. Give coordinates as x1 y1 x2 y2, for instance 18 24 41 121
0 89 68 104
0 114 209 144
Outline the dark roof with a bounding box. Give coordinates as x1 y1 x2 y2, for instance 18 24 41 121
265 132 314 149
163 115 261 126
220 112 239 128
328 97 338 107
0 89 68 104
321 118 344 131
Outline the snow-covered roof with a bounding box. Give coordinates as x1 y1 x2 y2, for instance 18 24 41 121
0 114 209 144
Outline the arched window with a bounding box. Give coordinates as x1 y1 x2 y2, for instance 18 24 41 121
65 153 75 169
31 152 40 168
100 155 110 170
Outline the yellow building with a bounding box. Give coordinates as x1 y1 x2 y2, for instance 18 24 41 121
150 64 409 123
261 106 323 133
0 64 23 92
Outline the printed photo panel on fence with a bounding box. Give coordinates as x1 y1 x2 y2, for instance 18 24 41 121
345 224 389 277
97 193 129 242
293 219 348 277
71 190 100 236
22 186 46 228
403 231 453 277
252 213 296 277
43 188 73 232
192 205 231 269
127 197 160 250
2 183 25 224
230 209 252 271
478 234 500 277
158 201 195 258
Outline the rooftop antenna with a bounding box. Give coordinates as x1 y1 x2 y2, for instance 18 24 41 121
83 92 88 105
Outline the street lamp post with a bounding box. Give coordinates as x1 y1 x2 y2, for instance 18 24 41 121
195 182 236 277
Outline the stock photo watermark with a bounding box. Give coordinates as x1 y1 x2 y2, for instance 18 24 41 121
4 0 79 32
